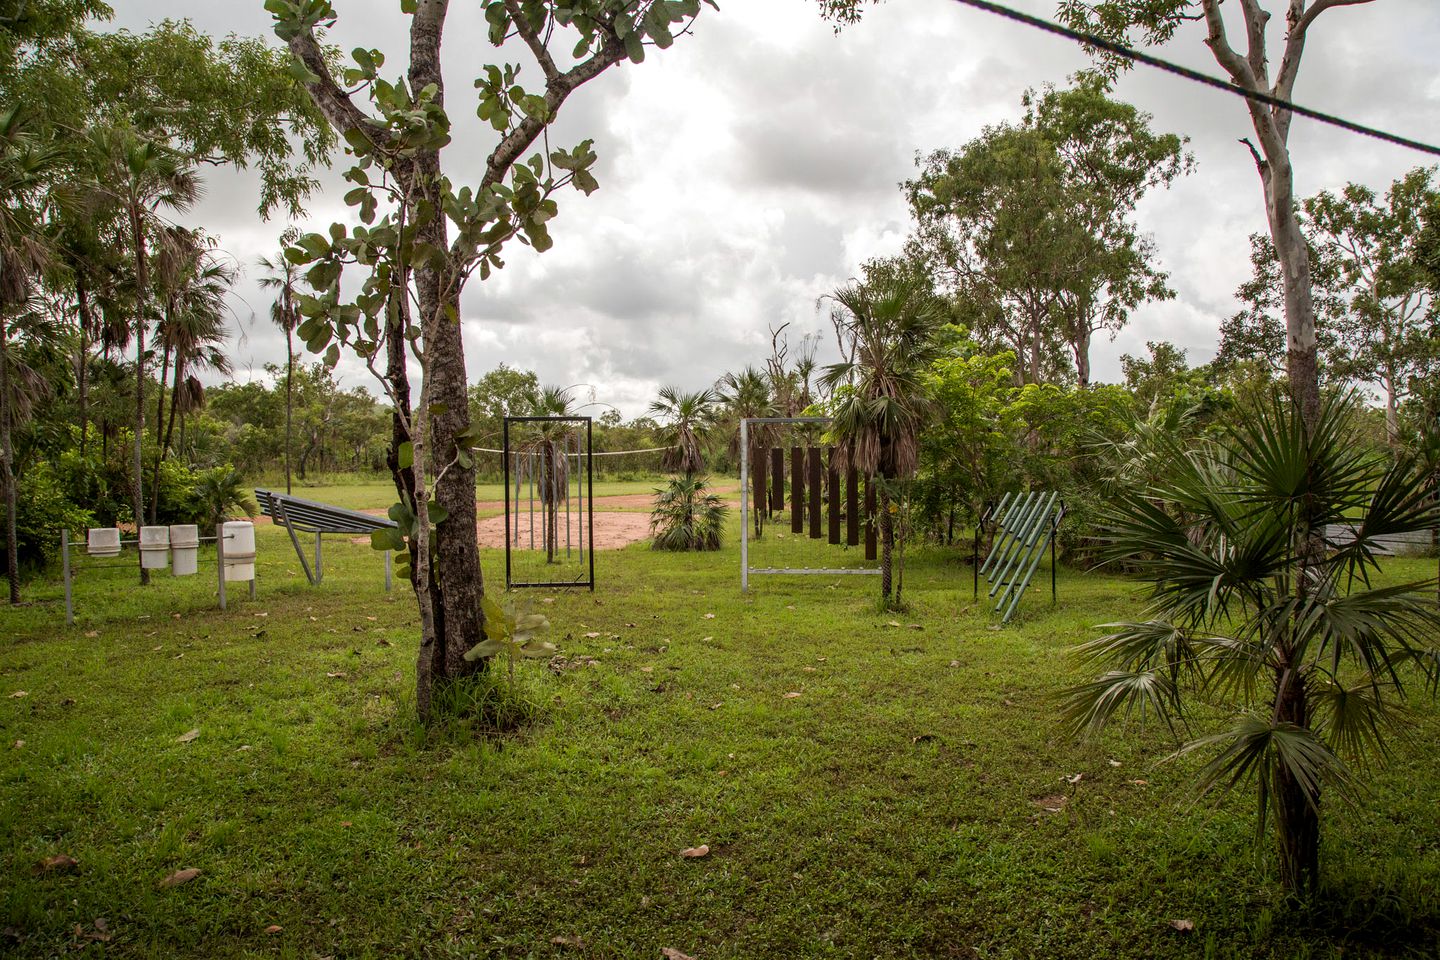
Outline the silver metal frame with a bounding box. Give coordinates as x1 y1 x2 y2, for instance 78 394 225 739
740 416 880 592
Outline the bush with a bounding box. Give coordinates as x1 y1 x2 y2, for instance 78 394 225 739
9 462 94 571
650 475 726 551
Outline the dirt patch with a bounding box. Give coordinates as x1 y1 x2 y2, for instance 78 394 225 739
476 511 652 550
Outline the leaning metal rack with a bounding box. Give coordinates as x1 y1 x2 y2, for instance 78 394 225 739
973 491 1065 623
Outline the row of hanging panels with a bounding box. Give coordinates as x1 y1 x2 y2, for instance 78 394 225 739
751 446 878 561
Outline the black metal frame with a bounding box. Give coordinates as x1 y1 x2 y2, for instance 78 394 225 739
503 416 595 591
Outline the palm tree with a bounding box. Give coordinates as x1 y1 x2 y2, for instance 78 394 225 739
716 367 774 535
819 274 947 606
83 124 199 579
650 474 726 551
258 228 301 494
516 386 577 564
648 385 718 478
0 106 60 603
1066 392 1440 894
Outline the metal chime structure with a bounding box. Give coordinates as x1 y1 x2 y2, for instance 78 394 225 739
503 415 595 590
974 491 1065 623
739 416 880 591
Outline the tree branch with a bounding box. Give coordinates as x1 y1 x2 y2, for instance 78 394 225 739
1275 0 1374 140
504 0 562 83
284 26 392 152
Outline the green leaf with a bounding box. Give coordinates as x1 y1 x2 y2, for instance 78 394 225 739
397 441 414 470
463 638 503 661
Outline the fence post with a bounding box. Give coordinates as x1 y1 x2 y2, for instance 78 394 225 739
216 522 227 611
62 529 74 626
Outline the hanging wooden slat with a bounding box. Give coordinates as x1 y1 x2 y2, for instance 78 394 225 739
808 447 822 539
751 448 767 531
826 452 840 545
864 477 877 560
790 446 804 533
769 448 784 513
846 467 859 546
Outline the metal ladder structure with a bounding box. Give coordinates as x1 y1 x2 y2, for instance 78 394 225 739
973 491 1065 623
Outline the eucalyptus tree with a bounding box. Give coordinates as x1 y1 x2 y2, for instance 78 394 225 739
819 271 947 607
269 0 714 719
0 106 59 602
258 231 302 494
1067 394 1440 893
82 126 198 578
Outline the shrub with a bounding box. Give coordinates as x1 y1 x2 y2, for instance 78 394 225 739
10 462 94 570
650 475 726 551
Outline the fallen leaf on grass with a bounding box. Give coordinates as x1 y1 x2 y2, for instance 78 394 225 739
159 867 200 888
803 666 817 673
1063 773 1083 785
264 925 283 935
703 613 715 619
12 739 23 748
84 630 99 638
886 621 901 628
1169 919 1194 933
8 691 27 698
783 692 802 699
551 934 585 948
584 631 601 638
37 854 78 873
325 672 349 679
1031 795 1067 813
949 660 960 668
680 845 710 859
1128 779 1149 787
912 734 937 745
1108 759 1122 767
640 666 653 674
700 636 713 643
661 949 696 960
176 728 200 744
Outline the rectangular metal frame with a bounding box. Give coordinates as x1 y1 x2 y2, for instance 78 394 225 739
503 415 595 591
740 417 879 592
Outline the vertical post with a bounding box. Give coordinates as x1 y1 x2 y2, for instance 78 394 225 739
826 451 840 545
314 532 323 585
503 418 512 589
751 444 767 536
846 467 859 546
769 447 784 513
790 446 804 533
740 417 749 593
586 417 595 592
385 549 393 592
216 522 227 611
807 446 821 539
62 529 74 626
1051 512 1058 604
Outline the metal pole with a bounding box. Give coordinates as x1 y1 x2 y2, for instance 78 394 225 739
216 522 227 611
528 453 535 549
586 417 594 592
503 418 512 589
62 529 74 626
741 417 749 593
314 532 323 585
385 549 392 592
989 493 1049 599
979 491 1019 577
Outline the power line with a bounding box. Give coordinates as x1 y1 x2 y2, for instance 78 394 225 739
946 0 1440 158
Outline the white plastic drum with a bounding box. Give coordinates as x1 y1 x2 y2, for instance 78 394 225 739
139 525 171 570
169 524 199 576
222 520 256 582
87 527 121 558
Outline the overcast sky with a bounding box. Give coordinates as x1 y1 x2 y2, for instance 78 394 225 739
109 0 1440 417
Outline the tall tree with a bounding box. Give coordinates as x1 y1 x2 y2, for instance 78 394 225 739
258 231 302 494
820 269 947 607
0 106 58 602
1057 0 1380 426
650 385 718 478
273 0 712 721
82 124 199 579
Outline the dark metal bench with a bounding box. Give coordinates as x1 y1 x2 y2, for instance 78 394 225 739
255 489 398 587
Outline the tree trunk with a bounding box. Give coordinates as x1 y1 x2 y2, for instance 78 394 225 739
149 303 172 525
1383 370 1399 448
1075 325 1092 389
77 277 91 459
284 326 293 494
1 315 19 603
163 348 183 457
878 483 894 603
129 204 149 586
1273 667 1320 894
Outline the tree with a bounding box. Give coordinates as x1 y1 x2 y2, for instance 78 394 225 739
519 385 578 565
1306 169 1439 444
0 106 59 602
273 0 712 722
258 232 302 494
820 270 947 606
1025 77 1190 387
1066 393 1440 893
649 385 718 478
714 368 771 535
1058 0 1380 427
82 124 198 583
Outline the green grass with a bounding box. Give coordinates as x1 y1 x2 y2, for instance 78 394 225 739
261 477 736 513
2 521 1438 958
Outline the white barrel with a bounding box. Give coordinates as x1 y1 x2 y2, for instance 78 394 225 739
87 527 121 558
169 524 199 576
222 521 256 582
139 525 171 570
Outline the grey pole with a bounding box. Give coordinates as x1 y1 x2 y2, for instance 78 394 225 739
384 549 392 592
740 417 750 592
62 529 73 626
216 522 227 611
314 531 323 585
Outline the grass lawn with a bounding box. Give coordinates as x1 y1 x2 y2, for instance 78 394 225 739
2 520 1438 958
262 477 730 514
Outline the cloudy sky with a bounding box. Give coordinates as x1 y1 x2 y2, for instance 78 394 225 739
110 0 1440 417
